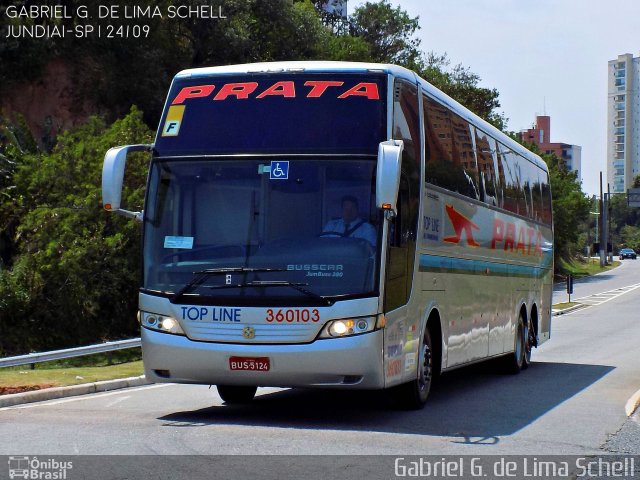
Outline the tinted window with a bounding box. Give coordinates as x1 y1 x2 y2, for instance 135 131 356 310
155 74 387 156
393 81 421 167
423 96 479 199
530 166 543 222
499 144 527 216
540 171 552 225
452 115 480 200
475 129 500 207
385 81 421 311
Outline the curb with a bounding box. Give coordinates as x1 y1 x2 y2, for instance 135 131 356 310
552 303 585 316
0 375 149 408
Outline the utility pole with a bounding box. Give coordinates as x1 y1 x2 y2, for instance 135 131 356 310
599 172 605 267
607 183 612 263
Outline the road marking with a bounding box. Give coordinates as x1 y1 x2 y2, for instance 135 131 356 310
0 384 172 412
573 283 640 308
105 395 131 408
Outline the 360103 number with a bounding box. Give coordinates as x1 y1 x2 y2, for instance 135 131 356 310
265 309 320 323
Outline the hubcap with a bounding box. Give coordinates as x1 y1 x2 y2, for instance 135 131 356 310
418 342 432 393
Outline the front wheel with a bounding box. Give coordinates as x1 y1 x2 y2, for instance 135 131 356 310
391 328 434 410
216 385 257 404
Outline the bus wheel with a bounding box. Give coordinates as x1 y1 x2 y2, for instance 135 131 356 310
216 385 257 404
522 317 535 369
504 313 526 374
392 328 434 410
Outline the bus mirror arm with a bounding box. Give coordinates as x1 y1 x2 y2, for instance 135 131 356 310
376 139 404 215
102 144 152 222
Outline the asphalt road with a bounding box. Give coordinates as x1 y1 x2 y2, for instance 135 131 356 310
553 257 640 304
1 262 639 468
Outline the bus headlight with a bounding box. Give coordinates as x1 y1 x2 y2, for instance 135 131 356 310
140 311 185 336
319 316 379 339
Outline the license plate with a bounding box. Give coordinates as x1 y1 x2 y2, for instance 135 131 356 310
229 356 270 372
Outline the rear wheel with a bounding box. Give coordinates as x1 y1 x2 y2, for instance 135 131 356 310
391 328 434 410
503 313 525 374
216 385 257 404
522 316 535 369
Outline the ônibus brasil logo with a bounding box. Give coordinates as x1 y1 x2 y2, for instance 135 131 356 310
8 456 73 479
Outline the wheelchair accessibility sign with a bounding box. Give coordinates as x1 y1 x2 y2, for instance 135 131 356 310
269 161 289 180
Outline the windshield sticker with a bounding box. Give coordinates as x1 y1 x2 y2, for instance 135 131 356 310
269 161 289 180
161 105 185 137
164 236 194 249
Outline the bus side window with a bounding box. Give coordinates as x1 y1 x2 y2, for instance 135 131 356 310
540 172 552 225
475 129 500 207
451 114 480 200
531 168 543 223
500 144 522 216
423 95 479 200
423 95 455 189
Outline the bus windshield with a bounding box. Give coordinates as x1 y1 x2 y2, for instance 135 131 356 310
143 157 382 305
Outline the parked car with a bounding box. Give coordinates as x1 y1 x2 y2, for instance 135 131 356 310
619 248 637 260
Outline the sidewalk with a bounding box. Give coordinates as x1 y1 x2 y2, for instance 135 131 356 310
0 375 148 408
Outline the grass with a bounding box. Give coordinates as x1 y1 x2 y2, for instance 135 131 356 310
558 258 620 278
552 302 581 310
0 349 144 394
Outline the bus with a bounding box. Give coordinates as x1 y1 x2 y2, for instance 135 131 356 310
102 61 553 408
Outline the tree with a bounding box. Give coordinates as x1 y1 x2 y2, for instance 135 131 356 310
608 192 640 251
349 0 422 67
0 108 152 355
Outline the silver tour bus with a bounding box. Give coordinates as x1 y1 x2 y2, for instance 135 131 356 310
102 62 553 408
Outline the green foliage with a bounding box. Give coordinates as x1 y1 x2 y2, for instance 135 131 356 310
548 160 590 264
608 193 640 251
349 0 422 66
620 225 640 251
0 108 152 355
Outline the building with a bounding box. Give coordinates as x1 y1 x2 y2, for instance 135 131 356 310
519 115 582 181
607 53 640 194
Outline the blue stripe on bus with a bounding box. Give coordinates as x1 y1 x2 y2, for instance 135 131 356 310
418 254 547 278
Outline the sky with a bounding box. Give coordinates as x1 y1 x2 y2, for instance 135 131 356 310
350 0 640 196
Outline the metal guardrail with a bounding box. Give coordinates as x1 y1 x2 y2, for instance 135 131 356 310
0 338 141 368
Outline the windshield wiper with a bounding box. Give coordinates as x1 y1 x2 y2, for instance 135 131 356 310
208 280 334 306
170 267 286 303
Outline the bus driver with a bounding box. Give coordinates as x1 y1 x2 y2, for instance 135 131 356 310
322 195 377 247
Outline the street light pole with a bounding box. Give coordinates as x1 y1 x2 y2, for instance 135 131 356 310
599 172 605 267
607 183 612 263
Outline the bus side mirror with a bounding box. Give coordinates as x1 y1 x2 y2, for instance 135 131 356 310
102 144 152 221
376 140 404 215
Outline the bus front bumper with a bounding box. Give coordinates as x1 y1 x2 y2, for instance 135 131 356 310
141 327 385 389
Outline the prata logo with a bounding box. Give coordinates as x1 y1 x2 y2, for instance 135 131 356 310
443 204 480 247
8 456 73 479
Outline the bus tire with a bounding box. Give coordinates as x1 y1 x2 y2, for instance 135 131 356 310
503 313 526 374
522 316 535 369
392 328 434 410
216 385 257 404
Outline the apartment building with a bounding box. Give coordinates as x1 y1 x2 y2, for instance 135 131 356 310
519 115 582 181
607 53 640 193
